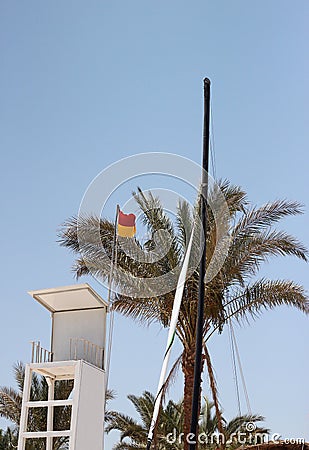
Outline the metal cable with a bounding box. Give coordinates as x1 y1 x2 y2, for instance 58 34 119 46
210 101 217 180
230 321 252 415
228 318 242 417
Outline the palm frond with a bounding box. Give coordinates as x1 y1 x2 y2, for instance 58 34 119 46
176 200 193 251
224 279 308 326
13 361 25 394
127 392 154 428
203 344 224 435
216 179 248 216
233 200 304 235
225 413 267 435
0 386 22 423
222 228 308 288
161 354 182 403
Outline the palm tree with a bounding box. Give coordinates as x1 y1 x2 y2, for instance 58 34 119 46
199 397 269 449
106 391 268 450
106 390 184 449
0 362 72 450
0 427 18 449
105 389 117 423
59 180 308 448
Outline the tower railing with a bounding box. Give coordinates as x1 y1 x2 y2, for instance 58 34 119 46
30 338 104 369
30 341 53 364
69 337 104 369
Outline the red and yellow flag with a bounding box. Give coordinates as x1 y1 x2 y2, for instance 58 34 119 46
117 210 136 238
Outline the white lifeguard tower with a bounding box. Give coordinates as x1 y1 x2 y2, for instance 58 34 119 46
18 284 108 450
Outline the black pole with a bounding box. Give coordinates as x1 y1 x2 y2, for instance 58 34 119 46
189 78 211 449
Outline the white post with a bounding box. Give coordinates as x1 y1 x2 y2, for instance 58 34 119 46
46 377 55 450
69 361 82 448
17 366 32 450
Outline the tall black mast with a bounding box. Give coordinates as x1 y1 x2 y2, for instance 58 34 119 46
189 77 211 449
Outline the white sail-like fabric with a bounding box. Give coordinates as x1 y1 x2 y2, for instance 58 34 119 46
147 228 195 448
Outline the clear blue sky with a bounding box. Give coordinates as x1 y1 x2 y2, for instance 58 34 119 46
0 0 308 446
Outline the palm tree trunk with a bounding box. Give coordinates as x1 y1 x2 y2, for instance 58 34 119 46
182 349 194 450
182 347 204 450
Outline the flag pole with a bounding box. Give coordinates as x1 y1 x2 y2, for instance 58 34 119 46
189 78 211 449
107 204 120 305
105 204 120 388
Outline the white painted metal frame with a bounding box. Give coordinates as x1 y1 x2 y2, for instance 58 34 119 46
18 360 105 450
18 362 75 450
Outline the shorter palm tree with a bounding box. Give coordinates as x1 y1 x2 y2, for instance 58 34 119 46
106 391 184 449
199 397 269 449
106 391 268 450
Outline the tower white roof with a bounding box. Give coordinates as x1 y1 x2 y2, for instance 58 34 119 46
28 283 108 313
